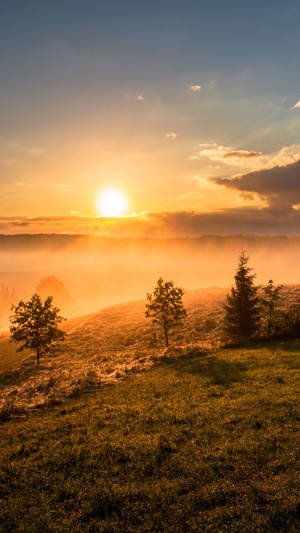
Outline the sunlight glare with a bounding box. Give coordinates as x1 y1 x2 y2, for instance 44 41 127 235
96 188 128 217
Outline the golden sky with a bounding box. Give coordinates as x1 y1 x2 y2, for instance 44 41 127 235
1 2 300 234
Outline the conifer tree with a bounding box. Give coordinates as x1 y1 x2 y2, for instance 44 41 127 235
261 280 283 337
223 252 260 343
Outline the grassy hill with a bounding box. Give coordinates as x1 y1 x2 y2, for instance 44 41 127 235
1 285 300 417
0 340 299 532
0 288 227 416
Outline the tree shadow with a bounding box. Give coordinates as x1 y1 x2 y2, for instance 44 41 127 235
225 338 300 354
263 339 300 353
171 355 247 385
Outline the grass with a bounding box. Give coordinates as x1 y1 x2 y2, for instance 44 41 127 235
1 340 299 532
0 335 29 373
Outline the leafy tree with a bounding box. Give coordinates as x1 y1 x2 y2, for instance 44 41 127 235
223 252 260 343
261 280 283 337
145 278 186 347
10 293 66 365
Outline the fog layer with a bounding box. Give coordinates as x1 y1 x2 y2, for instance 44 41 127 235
0 235 299 330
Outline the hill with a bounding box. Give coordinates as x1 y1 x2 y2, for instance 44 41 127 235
0 340 299 532
1 285 300 417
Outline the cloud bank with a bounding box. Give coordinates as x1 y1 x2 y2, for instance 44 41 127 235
0 208 299 237
214 159 300 213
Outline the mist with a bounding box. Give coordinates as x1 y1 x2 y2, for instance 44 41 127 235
0 234 300 331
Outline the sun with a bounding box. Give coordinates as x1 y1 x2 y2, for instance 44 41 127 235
96 188 128 217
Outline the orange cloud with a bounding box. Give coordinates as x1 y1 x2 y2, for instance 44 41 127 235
291 100 300 109
189 84 202 92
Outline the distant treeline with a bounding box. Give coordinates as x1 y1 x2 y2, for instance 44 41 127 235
0 233 300 251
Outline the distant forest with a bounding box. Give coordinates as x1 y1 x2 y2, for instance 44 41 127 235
0 234 300 251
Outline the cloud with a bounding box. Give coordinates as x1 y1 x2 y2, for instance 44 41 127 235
137 94 144 101
291 100 300 109
0 208 300 237
146 209 300 236
189 84 202 92
214 159 300 213
190 143 264 166
223 150 263 159
11 221 29 227
166 132 177 139
191 142 300 169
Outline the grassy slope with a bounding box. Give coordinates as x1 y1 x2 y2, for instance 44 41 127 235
1 285 299 415
1 341 299 532
0 288 227 414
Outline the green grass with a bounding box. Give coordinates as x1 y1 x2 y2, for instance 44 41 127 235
1 340 299 532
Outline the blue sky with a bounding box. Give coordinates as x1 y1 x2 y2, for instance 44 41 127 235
0 1 300 233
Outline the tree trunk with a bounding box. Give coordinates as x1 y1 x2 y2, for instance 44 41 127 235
36 344 40 365
163 322 169 347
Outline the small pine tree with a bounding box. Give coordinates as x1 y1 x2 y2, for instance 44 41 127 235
10 293 66 365
223 252 260 343
261 280 283 337
145 278 186 347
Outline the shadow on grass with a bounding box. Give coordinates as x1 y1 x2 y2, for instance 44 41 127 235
224 337 300 354
0 361 35 387
166 355 247 385
264 338 300 353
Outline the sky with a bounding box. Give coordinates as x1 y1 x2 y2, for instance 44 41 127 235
1 0 300 235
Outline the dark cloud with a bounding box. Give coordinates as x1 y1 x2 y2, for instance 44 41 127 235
223 150 263 159
0 209 299 237
11 221 29 227
149 209 300 236
214 160 300 213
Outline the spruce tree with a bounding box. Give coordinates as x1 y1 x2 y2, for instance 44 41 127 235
261 280 283 337
223 252 260 343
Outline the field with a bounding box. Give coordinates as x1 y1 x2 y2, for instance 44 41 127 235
1 340 299 532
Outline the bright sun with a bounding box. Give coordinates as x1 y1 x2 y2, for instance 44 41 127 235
96 188 128 217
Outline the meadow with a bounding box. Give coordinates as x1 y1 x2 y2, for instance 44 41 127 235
1 340 299 532
1 285 299 531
